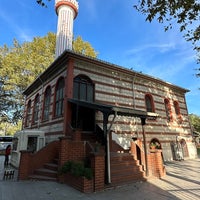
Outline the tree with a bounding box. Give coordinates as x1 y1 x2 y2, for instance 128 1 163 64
134 1 200 67
0 121 22 136
189 114 200 133
0 32 98 123
73 36 98 58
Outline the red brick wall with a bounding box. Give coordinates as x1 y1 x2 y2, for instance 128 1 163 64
130 141 165 178
59 136 105 193
148 150 166 178
59 136 86 167
18 140 59 180
90 153 105 191
59 173 94 193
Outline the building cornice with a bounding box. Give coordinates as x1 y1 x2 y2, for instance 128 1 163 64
23 50 189 95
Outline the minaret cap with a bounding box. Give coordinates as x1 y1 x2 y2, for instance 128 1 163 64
55 0 79 19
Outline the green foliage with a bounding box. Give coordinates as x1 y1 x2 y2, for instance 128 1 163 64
0 32 97 124
134 0 200 64
0 32 55 123
36 0 51 7
59 160 73 174
60 160 93 180
0 121 21 136
189 114 200 133
73 36 98 58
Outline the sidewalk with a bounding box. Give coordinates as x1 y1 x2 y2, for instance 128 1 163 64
0 156 200 200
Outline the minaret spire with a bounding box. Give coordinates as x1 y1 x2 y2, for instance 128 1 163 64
55 0 79 58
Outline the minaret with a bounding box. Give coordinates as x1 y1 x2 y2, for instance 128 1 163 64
55 0 79 58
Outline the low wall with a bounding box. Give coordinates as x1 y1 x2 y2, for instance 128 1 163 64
18 140 59 180
148 150 166 178
131 141 166 178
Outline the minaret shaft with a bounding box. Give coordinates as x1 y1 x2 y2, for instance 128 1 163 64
55 0 78 58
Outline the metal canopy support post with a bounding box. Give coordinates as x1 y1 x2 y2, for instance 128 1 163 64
106 112 116 184
103 112 109 184
141 117 149 177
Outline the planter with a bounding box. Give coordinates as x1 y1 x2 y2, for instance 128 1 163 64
59 173 94 193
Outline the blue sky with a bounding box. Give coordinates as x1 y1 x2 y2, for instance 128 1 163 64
0 0 199 115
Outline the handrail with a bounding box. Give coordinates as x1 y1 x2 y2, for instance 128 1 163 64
84 141 95 156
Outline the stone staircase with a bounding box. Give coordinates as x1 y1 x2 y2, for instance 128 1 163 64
110 153 146 185
29 158 58 181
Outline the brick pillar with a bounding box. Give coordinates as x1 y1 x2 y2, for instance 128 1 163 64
63 58 74 136
59 137 70 167
90 153 105 192
131 141 137 158
72 129 82 141
148 150 165 178
18 150 31 180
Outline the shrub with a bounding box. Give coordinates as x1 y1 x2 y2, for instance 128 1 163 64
60 160 93 180
84 168 93 180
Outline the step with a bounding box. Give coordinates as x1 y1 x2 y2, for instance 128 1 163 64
29 174 57 182
34 168 58 178
111 172 145 182
111 164 145 173
111 160 142 170
111 170 144 177
44 163 58 171
111 159 140 166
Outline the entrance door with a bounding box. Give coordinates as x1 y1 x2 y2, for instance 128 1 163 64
71 104 95 131
180 139 189 158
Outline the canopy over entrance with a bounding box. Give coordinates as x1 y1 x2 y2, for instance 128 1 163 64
68 98 158 183
68 98 157 119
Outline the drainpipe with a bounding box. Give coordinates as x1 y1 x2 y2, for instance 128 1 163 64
132 73 137 109
38 77 44 129
141 117 149 177
103 112 109 184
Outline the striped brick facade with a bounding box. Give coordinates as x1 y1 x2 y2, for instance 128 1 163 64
22 51 197 162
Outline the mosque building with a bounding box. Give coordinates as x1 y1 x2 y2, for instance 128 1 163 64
11 0 197 193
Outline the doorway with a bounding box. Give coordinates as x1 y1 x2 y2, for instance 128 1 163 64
71 104 95 132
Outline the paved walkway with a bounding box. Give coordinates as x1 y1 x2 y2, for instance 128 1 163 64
0 156 200 200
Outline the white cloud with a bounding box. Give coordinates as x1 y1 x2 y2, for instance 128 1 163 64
126 43 176 55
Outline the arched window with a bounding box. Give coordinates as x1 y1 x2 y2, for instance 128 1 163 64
33 94 40 124
149 138 161 150
73 75 94 102
164 98 172 122
43 86 51 121
55 77 64 117
145 94 154 112
174 100 182 123
174 101 180 116
25 100 31 127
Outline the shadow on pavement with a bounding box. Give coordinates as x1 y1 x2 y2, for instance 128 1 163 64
1 156 200 200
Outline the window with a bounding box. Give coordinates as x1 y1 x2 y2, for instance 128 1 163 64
174 100 182 123
25 100 31 127
33 94 40 123
27 136 37 152
174 101 180 116
149 138 161 150
145 94 154 112
164 98 172 122
73 75 94 102
55 77 64 117
43 86 51 121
